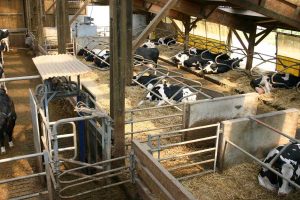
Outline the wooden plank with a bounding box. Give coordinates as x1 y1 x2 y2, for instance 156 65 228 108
135 178 157 200
246 25 257 70
132 140 196 200
227 0 300 30
132 0 179 51
183 17 191 50
69 0 90 24
232 29 247 52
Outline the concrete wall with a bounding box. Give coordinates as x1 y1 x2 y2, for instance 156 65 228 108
219 108 299 170
184 93 259 140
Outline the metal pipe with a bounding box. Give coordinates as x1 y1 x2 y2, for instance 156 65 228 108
213 123 221 172
168 159 215 172
59 179 131 199
126 103 184 112
10 191 48 200
0 172 46 184
151 136 217 152
269 142 292 166
58 156 128 177
59 157 103 171
125 113 183 124
125 124 182 136
225 140 300 189
158 147 216 162
248 116 300 144
59 166 128 185
149 123 219 139
0 75 41 83
0 152 43 163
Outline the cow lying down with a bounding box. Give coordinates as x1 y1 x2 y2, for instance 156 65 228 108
258 143 300 195
132 74 161 90
250 73 300 94
139 83 197 106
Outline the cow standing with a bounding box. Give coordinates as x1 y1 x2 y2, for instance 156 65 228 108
258 143 300 195
0 88 17 154
135 47 160 66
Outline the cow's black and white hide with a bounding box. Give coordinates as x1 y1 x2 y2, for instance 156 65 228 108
141 40 157 48
135 47 160 65
25 33 33 48
258 143 300 195
188 47 206 55
140 83 197 106
201 50 230 61
77 46 89 56
158 37 176 46
0 62 3 78
202 58 243 74
94 50 110 68
0 29 9 41
0 88 17 154
250 73 300 94
132 74 159 90
183 55 210 69
84 49 103 62
172 51 190 66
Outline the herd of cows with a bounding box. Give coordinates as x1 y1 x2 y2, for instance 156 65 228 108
0 30 298 196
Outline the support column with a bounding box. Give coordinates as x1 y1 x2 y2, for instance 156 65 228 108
246 25 256 70
36 0 44 46
183 17 190 51
56 0 68 54
110 0 132 161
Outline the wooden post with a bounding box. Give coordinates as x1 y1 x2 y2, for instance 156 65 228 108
226 28 232 51
246 25 257 70
183 17 190 51
25 0 32 31
56 0 68 53
36 0 44 46
132 0 178 51
110 0 132 160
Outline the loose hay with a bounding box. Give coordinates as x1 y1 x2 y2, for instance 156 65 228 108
181 162 300 200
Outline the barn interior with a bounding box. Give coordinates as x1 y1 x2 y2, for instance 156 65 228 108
0 0 300 199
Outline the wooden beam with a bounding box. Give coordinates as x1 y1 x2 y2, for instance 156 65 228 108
246 25 257 70
232 29 247 52
226 0 300 30
56 0 67 53
243 31 249 42
37 0 44 46
255 27 274 46
135 0 256 32
69 0 89 24
25 0 32 31
183 17 191 50
46 0 57 14
110 0 132 161
132 0 179 51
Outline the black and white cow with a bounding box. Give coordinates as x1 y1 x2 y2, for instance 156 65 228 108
141 40 157 48
201 50 230 61
172 51 190 66
188 47 206 55
0 29 9 53
135 47 160 65
202 58 243 74
258 143 300 195
77 46 89 56
250 73 300 94
158 37 176 46
94 50 110 68
84 49 103 62
132 74 159 90
140 83 197 106
0 87 17 154
25 33 33 48
0 63 3 78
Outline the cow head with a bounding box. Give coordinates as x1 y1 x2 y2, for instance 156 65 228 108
141 40 156 48
232 58 243 68
181 88 197 102
0 29 9 41
172 52 189 66
203 61 217 73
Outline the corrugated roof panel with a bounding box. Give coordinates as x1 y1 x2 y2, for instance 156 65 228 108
32 54 92 80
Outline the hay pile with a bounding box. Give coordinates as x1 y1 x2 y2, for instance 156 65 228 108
182 162 300 200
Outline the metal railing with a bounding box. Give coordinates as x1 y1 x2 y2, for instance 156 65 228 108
0 151 54 200
58 156 131 199
147 123 221 180
224 116 300 190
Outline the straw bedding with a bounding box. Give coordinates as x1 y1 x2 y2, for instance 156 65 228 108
77 49 300 200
